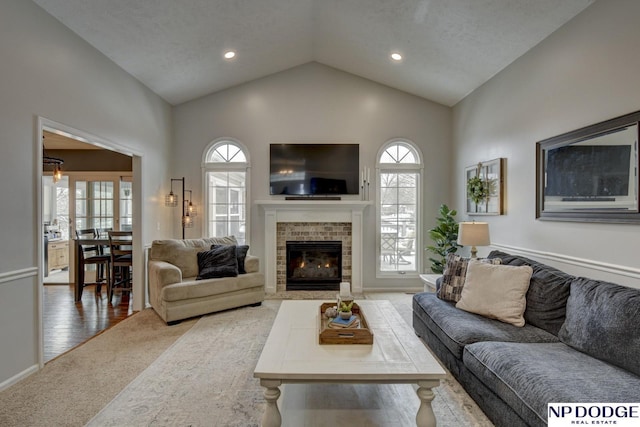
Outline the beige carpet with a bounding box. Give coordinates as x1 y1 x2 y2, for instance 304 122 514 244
0 309 197 427
0 294 492 427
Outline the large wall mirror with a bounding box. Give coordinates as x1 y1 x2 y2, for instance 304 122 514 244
536 110 639 223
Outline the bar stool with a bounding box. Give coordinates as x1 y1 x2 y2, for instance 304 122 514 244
108 230 133 302
75 228 110 296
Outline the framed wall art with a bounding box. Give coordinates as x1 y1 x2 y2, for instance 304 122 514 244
465 158 504 215
536 110 640 223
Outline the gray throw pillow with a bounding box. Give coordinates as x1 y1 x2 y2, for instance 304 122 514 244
437 253 501 302
558 277 640 376
196 245 238 280
488 250 573 336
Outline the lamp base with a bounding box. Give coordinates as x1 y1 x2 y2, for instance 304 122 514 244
470 246 478 258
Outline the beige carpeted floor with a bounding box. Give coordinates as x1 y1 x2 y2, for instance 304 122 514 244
0 309 196 427
0 293 493 427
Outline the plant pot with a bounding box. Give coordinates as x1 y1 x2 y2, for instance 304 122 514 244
340 311 352 320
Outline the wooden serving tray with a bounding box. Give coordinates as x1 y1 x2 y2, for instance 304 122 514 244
318 302 374 345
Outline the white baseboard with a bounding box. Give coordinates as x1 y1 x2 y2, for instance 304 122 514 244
0 364 39 392
363 287 424 294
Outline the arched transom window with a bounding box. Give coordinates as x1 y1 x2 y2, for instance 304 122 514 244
203 139 249 244
377 140 423 276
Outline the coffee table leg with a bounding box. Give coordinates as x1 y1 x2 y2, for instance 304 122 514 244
416 380 440 427
260 379 282 427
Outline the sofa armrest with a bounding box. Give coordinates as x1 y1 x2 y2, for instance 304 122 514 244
148 260 183 288
245 255 259 273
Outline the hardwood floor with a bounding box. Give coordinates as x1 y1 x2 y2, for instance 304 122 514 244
43 283 134 363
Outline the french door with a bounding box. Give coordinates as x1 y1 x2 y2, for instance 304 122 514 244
69 173 133 237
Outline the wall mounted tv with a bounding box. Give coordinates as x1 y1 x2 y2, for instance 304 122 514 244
269 143 360 196
545 144 632 198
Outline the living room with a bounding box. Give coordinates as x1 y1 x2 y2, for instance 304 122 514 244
1 0 639 424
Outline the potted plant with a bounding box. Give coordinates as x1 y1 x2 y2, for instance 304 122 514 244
339 301 354 319
426 204 461 274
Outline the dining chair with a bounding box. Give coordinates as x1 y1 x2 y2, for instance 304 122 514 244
108 230 133 302
75 228 110 296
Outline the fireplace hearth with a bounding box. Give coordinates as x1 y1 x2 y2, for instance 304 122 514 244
286 241 342 291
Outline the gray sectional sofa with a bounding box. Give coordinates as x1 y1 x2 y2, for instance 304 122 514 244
412 250 640 427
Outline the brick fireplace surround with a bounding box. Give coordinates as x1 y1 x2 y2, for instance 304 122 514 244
256 200 371 294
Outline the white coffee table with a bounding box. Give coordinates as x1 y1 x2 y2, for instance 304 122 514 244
254 300 446 427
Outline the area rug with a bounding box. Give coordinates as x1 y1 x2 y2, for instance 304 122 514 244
86 299 492 427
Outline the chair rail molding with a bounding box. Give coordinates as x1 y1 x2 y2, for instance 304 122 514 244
0 267 38 285
491 243 640 285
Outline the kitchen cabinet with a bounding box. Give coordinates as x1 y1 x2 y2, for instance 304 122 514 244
48 240 69 273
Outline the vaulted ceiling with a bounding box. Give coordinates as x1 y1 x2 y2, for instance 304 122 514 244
33 0 594 106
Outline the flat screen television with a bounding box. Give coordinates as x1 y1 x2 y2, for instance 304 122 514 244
545 144 632 198
270 143 360 196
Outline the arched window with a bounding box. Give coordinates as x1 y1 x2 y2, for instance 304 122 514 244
377 139 423 276
202 139 249 244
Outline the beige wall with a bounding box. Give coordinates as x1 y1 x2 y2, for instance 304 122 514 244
173 62 452 289
452 0 640 288
0 0 172 388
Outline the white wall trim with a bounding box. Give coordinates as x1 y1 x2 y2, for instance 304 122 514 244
0 364 39 392
364 287 424 294
0 267 38 285
491 243 640 280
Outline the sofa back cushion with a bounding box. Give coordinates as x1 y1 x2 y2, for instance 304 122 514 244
558 277 640 377
488 250 573 336
150 236 237 277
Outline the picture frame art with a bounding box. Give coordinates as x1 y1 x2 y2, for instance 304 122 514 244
465 158 504 215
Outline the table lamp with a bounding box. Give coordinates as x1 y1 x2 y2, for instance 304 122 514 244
457 222 490 258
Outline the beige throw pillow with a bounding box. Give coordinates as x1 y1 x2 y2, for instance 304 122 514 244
456 261 533 327
437 253 501 302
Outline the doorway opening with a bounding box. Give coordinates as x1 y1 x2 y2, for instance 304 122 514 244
39 119 141 364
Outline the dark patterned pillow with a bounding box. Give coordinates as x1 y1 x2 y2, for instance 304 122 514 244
211 244 249 274
436 253 501 302
197 245 238 280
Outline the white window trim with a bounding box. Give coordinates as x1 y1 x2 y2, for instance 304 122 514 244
201 138 251 243
375 139 423 279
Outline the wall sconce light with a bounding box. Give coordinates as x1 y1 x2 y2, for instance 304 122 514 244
457 221 490 258
165 177 197 238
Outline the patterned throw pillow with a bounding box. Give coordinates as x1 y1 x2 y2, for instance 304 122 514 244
196 245 238 280
436 253 501 302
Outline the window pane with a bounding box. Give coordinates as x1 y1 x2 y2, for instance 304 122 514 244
378 142 420 274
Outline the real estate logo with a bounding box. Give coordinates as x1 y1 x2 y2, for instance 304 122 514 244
548 403 640 426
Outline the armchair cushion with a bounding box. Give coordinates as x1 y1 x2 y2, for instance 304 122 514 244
196 245 238 280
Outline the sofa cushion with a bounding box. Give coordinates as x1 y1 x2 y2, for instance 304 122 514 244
463 341 640 426
161 272 264 302
456 262 533 327
558 277 640 376
437 253 501 302
212 244 250 274
149 237 237 277
488 250 573 336
196 245 238 280
412 293 558 359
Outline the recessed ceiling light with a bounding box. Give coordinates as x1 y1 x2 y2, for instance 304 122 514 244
224 50 236 60
390 52 402 61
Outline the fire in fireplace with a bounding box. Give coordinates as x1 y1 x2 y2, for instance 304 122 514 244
286 241 342 290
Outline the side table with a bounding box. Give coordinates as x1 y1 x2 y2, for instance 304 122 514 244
419 274 441 293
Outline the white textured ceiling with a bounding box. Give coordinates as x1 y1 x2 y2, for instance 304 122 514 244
32 0 594 106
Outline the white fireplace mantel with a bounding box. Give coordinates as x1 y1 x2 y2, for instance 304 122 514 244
255 200 372 294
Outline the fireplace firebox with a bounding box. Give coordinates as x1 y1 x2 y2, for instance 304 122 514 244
286 241 342 290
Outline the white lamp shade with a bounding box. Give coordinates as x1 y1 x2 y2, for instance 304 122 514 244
457 222 490 247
